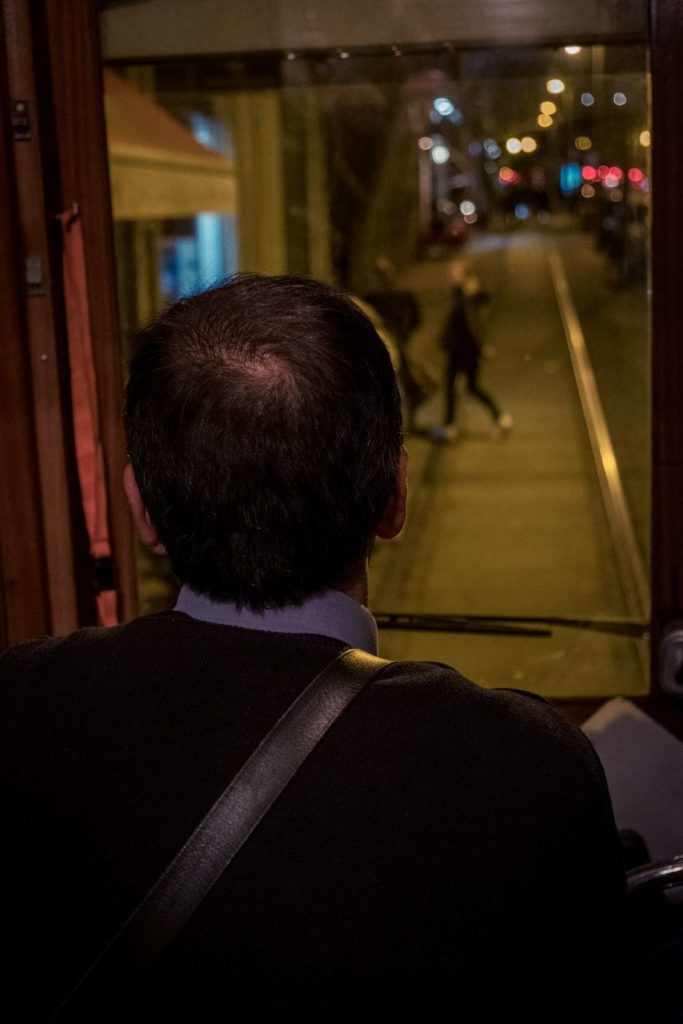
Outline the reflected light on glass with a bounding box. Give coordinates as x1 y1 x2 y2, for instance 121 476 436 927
581 184 596 198
610 188 624 202
564 46 582 55
483 138 502 158
537 114 553 128
433 97 455 116
582 166 598 181
540 101 557 116
463 212 478 224
581 92 595 106
460 200 476 215
604 175 620 188
418 136 433 151
520 136 537 153
598 165 610 179
431 145 450 164
515 204 531 220
575 136 592 151
628 167 645 183
639 130 651 147
547 79 565 94
609 166 623 179
505 137 522 154
613 92 627 106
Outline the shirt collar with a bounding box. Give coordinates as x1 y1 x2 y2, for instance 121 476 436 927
174 585 378 655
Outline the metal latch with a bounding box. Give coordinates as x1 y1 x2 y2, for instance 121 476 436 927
25 255 45 296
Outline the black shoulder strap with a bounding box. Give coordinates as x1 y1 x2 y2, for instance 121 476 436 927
48 647 391 1020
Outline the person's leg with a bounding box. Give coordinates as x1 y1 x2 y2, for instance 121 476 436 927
444 350 459 426
464 363 501 421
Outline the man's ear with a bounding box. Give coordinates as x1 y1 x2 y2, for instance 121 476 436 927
123 463 167 554
375 448 408 540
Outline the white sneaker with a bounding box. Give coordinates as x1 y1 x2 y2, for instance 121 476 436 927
493 409 516 438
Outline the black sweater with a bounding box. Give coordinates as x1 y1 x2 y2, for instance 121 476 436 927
0 611 631 1021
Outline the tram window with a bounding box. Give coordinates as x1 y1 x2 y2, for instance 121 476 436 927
103 40 651 700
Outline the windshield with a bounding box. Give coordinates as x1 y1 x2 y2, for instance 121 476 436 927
105 40 651 699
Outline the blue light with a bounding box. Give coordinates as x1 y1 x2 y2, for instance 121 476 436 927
560 162 582 193
514 204 531 220
483 138 502 159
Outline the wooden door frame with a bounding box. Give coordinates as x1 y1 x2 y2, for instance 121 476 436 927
0 0 136 646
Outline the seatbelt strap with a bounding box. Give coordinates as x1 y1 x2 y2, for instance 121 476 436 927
48 647 391 1020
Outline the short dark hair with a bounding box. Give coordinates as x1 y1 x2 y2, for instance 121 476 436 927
125 274 403 609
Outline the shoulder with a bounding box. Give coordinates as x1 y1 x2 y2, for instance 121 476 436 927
0 613 184 702
367 659 603 782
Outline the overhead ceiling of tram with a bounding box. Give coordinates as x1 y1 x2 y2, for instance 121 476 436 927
100 0 648 62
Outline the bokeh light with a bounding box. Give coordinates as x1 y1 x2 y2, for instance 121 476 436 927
537 114 553 128
520 136 537 153
581 92 595 106
575 136 592 151
433 97 454 116
499 166 521 185
505 137 522 154
431 145 450 164
540 101 557 116
546 79 565 94
639 130 651 147
613 92 627 106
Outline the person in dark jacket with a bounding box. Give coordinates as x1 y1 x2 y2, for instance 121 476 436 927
0 274 634 1022
436 259 513 441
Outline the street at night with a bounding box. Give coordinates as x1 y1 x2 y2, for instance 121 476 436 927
369 227 649 698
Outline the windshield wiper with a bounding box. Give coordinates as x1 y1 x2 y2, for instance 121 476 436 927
373 612 650 639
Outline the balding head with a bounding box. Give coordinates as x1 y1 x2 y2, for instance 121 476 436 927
125 274 403 609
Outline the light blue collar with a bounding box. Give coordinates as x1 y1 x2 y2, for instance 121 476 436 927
174 585 378 655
